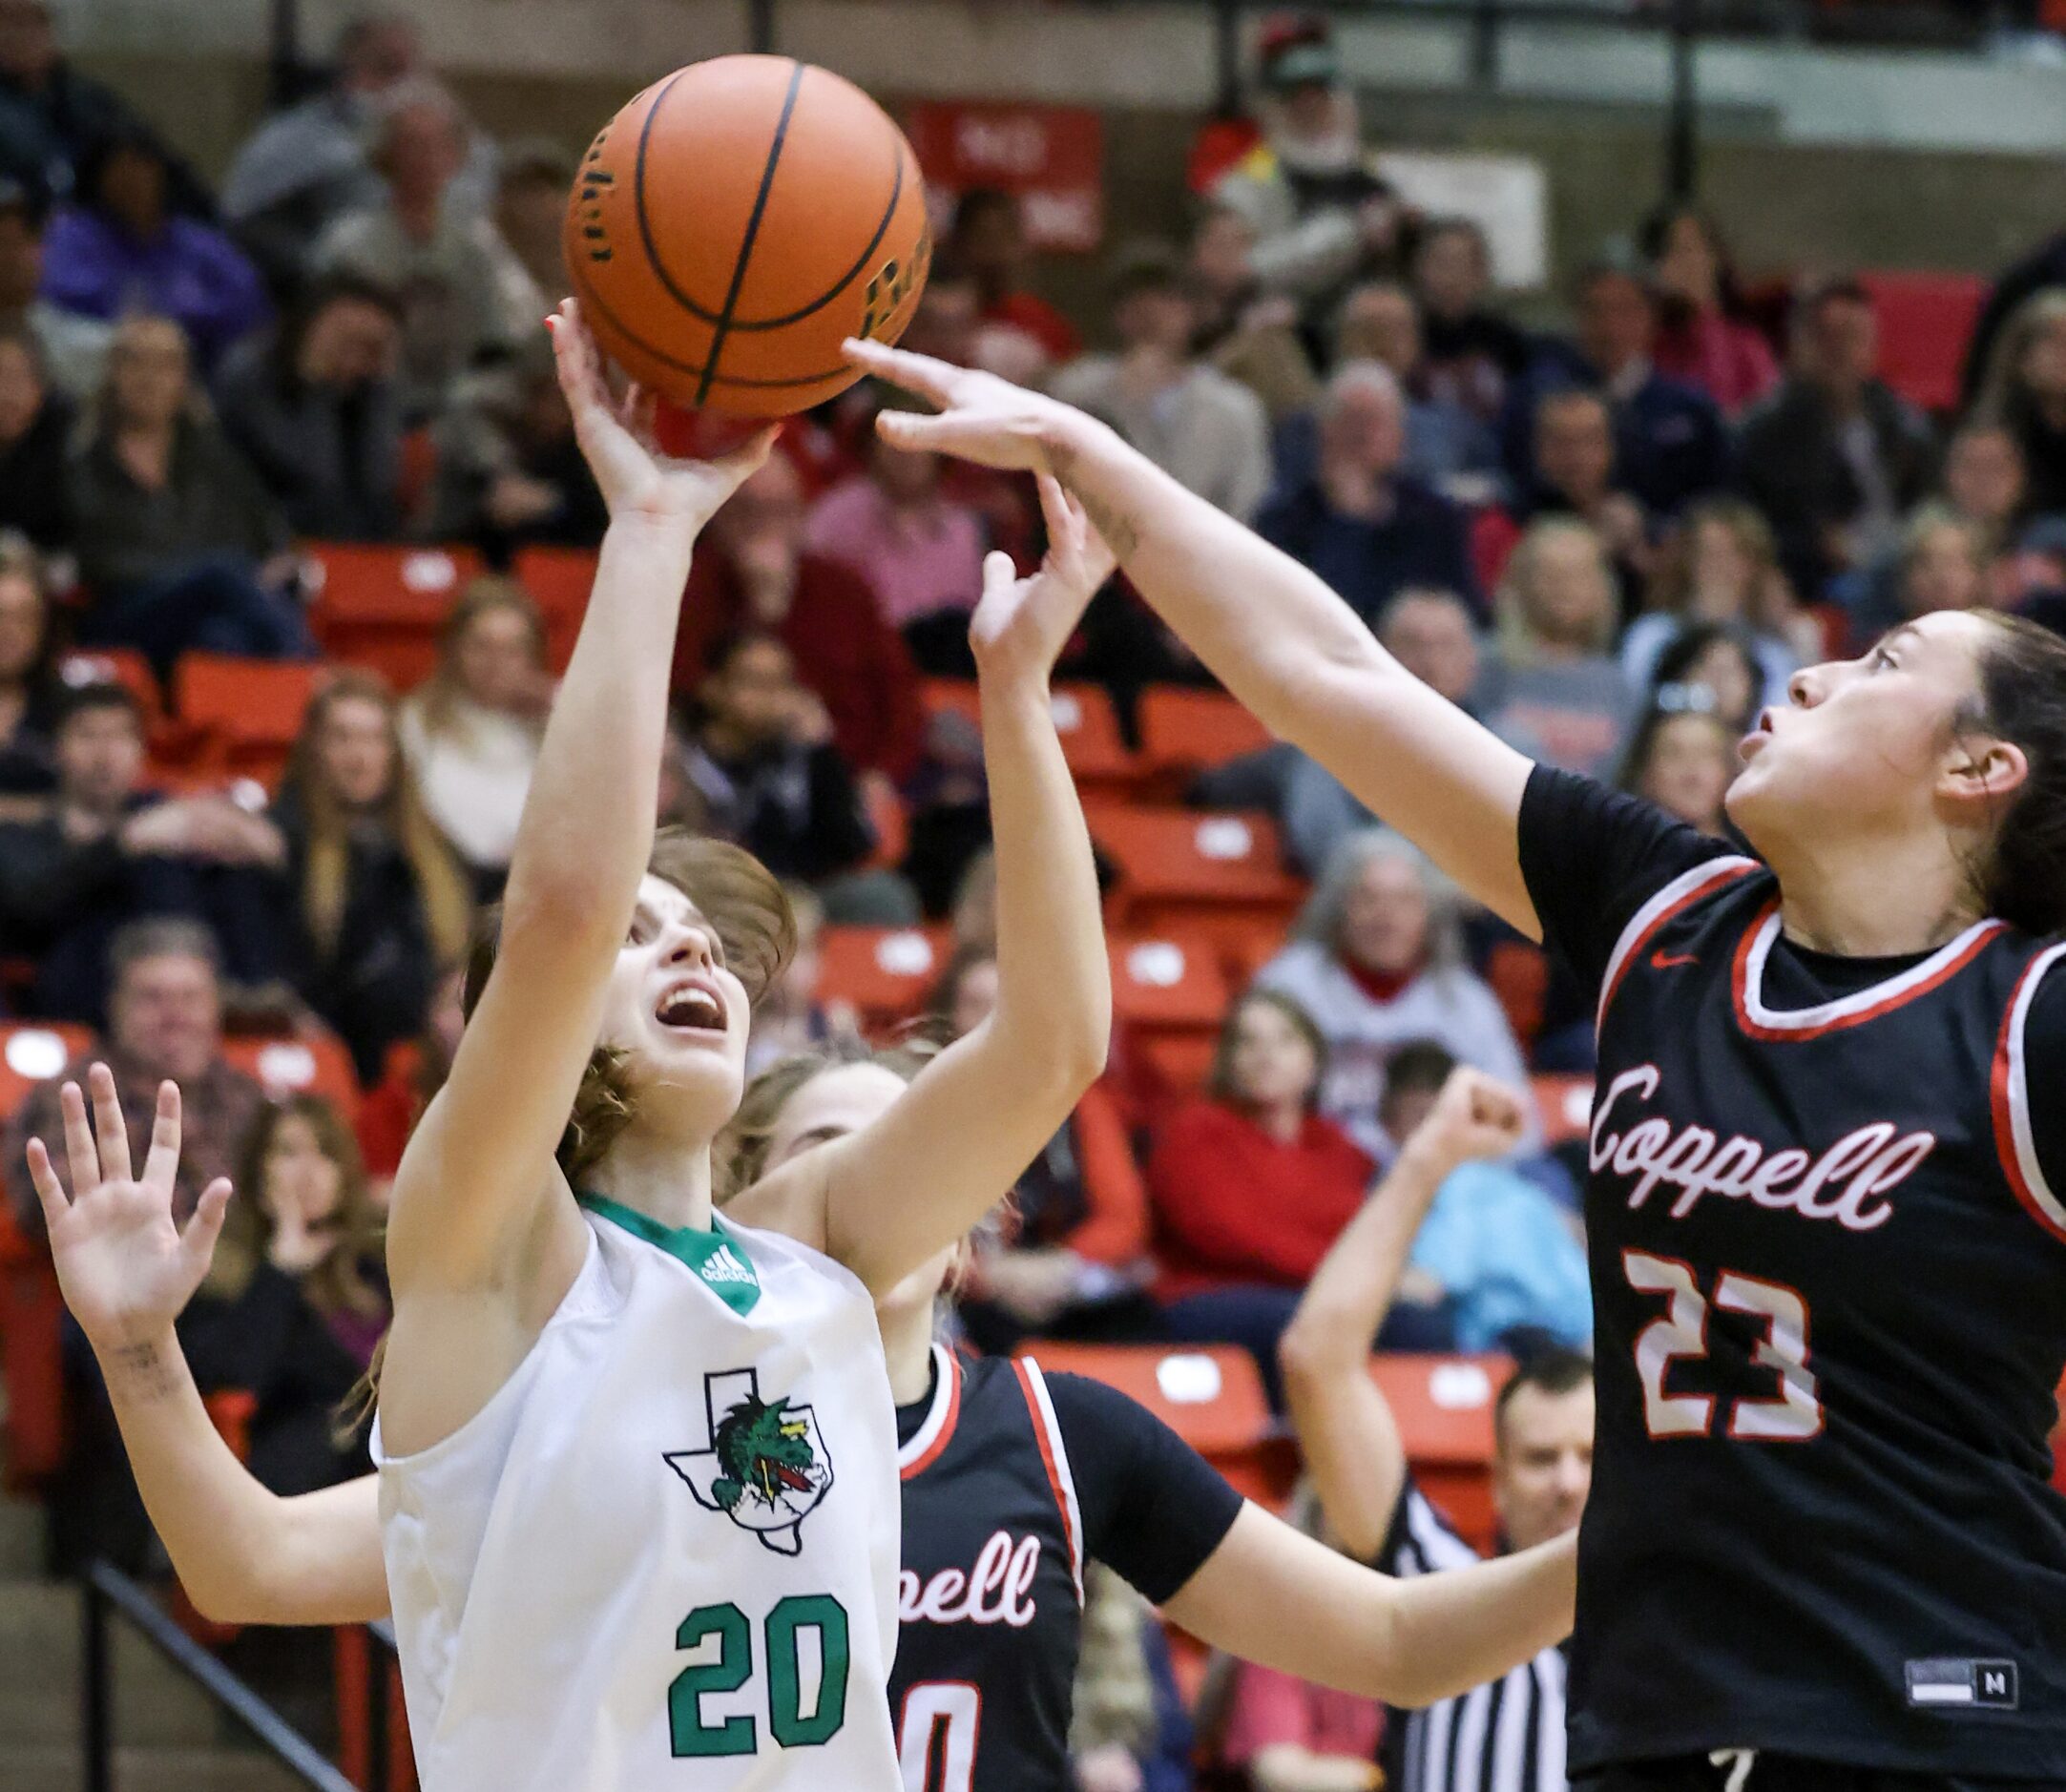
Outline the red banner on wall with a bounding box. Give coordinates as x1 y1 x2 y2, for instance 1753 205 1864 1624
904 100 1105 254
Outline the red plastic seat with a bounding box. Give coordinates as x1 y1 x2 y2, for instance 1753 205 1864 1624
0 1022 90 1122
817 925 953 1030
1532 1073 1594 1148
1093 805 1305 951
1109 931 1230 1034
512 546 599 674
1137 687 1272 783
1019 1341 1290 1505
56 647 164 732
1370 1352 1514 1554
219 1028 362 1122
1135 1031 1219 1094
307 542 485 691
1857 271 1988 415
173 655 324 779
922 678 1138 790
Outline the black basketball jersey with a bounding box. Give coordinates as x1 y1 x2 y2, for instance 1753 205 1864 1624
1517 770 2066 1779
889 1344 1243 1792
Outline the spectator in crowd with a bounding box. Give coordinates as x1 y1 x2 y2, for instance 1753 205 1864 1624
1072 1566 1192 1792
743 884 858 1076
1479 516 1638 778
273 670 474 1086
66 315 306 676
1617 697 1738 839
1187 201 1316 424
1648 620 1768 734
214 274 406 542
1257 361 1480 628
1639 201 1779 417
1937 418 2029 550
1893 506 1991 620
312 79 517 421
4 917 268 1234
1513 257 1731 521
355 957 463 1183
1215 1487 1385 1792
1518 385 1654 608
0 529 58 790
425 335 607 557
1962 221 2066 411
680 630 910 918
803 386 989 671
0 0 207 217
1052 240 1273 526
1970 286 2066 522
396 576 548 885
0 173 103 397
0 682 291 1021
678 450 927 782
40 128 268 372
1620 496 1808 694
1209 14 1407 328
224 13 497 291
486 138 573 340
1737 275 1936 602
1332 277 1502 493
0 323 70 547
927 944 1155 1353
1411 215 1530 427
1147 988 1450 1402
1257 829 1534 1164
181 1094 386 1497
947 186 1080 366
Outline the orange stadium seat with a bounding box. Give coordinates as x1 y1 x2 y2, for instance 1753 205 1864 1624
1109 932 1230 1035
1018 1341 1290 1507
220 1029 362 1121
1533 1073 1594 1148
56 647 164 732
512 545 600 673
817 925 953 1030
1858 270 1987 414
1371 1353 1513 1554
0 1021 90 1122
307 542 485 690
922 678 1137 791
1092 805 1305 955
1137 687 1272 788
172 656 325 782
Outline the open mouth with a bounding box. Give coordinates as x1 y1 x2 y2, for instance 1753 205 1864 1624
654 981 726 1035
1738 708 1776 761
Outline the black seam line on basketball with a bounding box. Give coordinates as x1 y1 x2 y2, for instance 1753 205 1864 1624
625 139 905 337
571 266 889 388
692 59 805 407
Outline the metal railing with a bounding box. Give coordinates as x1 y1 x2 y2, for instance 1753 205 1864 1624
80 1559 360 1792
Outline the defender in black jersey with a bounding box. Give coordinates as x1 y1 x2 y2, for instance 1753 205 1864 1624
847 347 2066 1788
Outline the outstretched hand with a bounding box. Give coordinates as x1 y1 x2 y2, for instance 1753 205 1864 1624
549 300 778 529
24 1064 231 1353
967 474 1115 689
1413 1066 1530 1167
842 337 1082 473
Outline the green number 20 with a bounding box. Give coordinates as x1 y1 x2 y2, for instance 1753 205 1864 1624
669 1595 851 1758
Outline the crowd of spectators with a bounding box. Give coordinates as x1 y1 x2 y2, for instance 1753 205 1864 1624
2 3 2065 1780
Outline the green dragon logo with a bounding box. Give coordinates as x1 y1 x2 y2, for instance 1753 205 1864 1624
667 1369 834 1556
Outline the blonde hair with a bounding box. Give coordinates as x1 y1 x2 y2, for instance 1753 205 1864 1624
412 576 547 740
1496 515 1618 660
1068 1565 1158 1761
1974 286 2066 427
714 1036 938 1204
90 313 207 438
1647 497 1794 635
282 669 473 968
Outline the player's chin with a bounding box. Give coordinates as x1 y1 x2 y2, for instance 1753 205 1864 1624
637 1034 747 1115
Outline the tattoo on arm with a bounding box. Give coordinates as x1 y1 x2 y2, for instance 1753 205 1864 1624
1046 442 1144 561
106 1338 181 1403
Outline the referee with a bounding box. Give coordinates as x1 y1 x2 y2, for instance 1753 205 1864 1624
1281 1064 1593 1792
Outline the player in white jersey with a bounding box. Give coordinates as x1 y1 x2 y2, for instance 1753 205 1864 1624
31 300 1116 1792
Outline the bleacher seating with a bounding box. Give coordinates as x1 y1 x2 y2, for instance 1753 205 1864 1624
1109 931 1230 1094
219 1028 363 1122
1858 269 1988 413
173 654 325 782
511 545 599 674
1136 688 1272 792
817 925 954 1031
1370 1353 1513 1554
306 542 486 692
1092 805 1305 967
922 678 1137 792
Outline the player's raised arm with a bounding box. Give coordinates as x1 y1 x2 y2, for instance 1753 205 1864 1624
383 303 774 1448
732 477 1112 1292
843 339 1541 938
1279 1067 1529 1561
25 1067 389 1626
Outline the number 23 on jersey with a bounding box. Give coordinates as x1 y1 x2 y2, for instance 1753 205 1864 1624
1622 1250 1825 1442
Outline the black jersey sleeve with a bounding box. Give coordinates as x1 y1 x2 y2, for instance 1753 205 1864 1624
1516 763 1740 1000
2023 956 2066 1201
1041 1371 1245 1607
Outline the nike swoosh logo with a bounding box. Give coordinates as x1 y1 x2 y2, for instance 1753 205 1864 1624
1650 949 1700 969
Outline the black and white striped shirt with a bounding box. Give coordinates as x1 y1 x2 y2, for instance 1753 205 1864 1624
1378 1483 1567 1792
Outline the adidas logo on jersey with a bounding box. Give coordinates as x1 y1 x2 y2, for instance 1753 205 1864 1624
700 1244 755 1285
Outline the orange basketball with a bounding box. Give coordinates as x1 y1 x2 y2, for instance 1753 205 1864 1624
564 55 931 418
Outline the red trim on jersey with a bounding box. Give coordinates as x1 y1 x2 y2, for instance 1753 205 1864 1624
1992 955 2066 1246
1730 899 2001 1042
1598 863 1757 1029
900 1347 965 1482
1011 1360 1080 1578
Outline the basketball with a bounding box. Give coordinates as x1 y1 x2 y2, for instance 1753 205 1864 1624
564 54 931 418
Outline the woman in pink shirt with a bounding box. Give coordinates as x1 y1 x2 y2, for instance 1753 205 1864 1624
1641 203 1778 418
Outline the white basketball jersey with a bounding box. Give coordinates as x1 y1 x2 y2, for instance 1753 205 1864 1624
371 1198 902 1792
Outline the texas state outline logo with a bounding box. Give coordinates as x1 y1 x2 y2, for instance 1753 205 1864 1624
666 1367 834 1557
